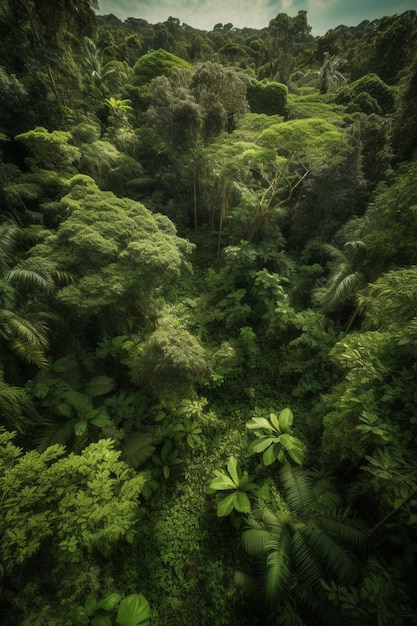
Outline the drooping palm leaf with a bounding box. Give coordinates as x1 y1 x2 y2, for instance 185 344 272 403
0 382 39 432
9 338 48 368
62 390 93 417
242 527 271 558
35 417 77 451
280 464 313 515
290 526 324 589
318 513 367 551
233 569 259 600
7 267 55 295
264 543 291 603
301 525 358 585
122 432 155 469
83 375 115 398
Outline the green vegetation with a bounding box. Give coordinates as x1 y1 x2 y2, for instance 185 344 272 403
1 3 417 624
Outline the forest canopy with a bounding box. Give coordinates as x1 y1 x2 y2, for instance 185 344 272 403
1 3 417 625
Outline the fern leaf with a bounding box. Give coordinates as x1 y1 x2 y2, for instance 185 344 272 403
84 375 115 398
280 465 313 514
35 418 77 451
122 432 155 469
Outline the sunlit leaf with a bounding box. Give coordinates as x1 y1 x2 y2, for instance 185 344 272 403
278 407 293 431
116 593 150 626
217 492 237 517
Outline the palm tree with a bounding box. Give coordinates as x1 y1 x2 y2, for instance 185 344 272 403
83 37 125 93
290 53 347 94
235 464 366 625
314 240 367 331
0 221 68 371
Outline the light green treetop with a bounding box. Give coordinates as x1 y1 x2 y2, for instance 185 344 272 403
30 176 194 323
0 432 150 576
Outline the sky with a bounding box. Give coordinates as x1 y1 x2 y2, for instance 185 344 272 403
95 0 416 35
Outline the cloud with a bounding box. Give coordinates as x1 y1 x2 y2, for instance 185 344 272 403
96 0 416 33
97 0 290 29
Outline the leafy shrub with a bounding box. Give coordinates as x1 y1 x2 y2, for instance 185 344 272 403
247 80 288 116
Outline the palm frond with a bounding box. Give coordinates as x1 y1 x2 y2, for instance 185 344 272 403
333 272 363 303
62 390 93 417
84 375 115 398
310 478 342 513
318 513 367 551
242 527 271 558
8 314 49 349
140 475 159 499
122 431 155 468
264 544 291 603
320 243 347 264
278 601 307 626
35 418 77 451
280 465 313 515
234 569 259 599
7 267 54 293
0 382 39 432
291 526 324 589
0 221 21 275
9 338 48 368
301 525 358 585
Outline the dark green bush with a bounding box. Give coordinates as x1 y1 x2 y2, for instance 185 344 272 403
247 80 288 116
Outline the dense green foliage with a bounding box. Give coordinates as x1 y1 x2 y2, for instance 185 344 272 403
1 3 417 624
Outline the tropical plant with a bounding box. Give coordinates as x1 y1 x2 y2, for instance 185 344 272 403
151 440 182 480
126 317 208 403
72 592 150 626
27 357 115 449
28 176 194 335
116 594 150 626
83 37 125 93
290 52 347 93
0 432 150 572
246 407 306 466
314 240 368 330
0 381 39 433
0 220 67 370
15 127 80 172
175 417 203 449
208 455 269 517
236 464 366 624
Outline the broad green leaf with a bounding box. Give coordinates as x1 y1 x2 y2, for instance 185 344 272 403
278 408 293 431
248 436 276 454
217 492 237 517
84 375 115 398
279 433 297 449
163 465 170 479
96 593 122 611
269 412 280 432
263 444 278 466
85 594 97 616
209 474 237 491
74 420 88 436
234 490 251 513
89 412 109 427
287 443 305 465
227 456 241 485
246 417 274 432
116 594 150 626
72 606 89 625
